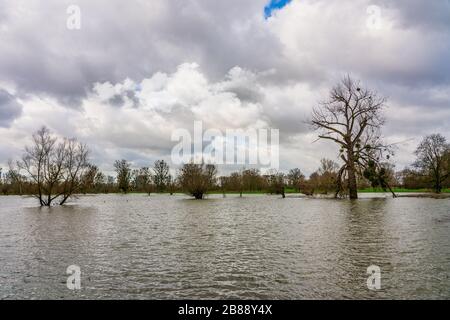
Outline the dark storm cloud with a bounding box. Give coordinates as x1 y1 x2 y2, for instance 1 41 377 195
378 0 450 31
1 0 448 98
1 0 447 105
0 89 22 128
0 0 281 104
107 90 139 108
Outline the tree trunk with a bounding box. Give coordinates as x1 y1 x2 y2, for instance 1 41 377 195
385 182 398 198
347 149 358 199
435 173 442 193
194 191 203 200
59 195 70 206
347 168 358 199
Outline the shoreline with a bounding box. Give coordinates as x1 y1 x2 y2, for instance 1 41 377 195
2 191 450 199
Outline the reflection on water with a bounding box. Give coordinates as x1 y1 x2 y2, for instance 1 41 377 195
0 194 449 299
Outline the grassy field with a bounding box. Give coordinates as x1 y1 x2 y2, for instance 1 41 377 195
358 187 450 193
210 188 450 195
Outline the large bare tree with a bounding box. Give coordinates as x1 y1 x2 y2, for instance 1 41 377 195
19 127 89 206
311 76 394 199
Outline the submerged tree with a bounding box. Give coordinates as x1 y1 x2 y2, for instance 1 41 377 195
134 167 153 195
114 160 132 193
153 160 170 193
266 170 286 198
80 164 100 194
19 127 89 206
228 171 244 197
166 175 176 195
317 158 339 194
6 160 25 195
413 134 450 193
287 168 305 193
311 75 394 199
178 162 217 199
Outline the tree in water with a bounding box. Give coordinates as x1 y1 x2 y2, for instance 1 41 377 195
19 127 89 206
229 171 244 197
132 167 153 195
114 160 132 193
153 160 170 193
266 170 286 198
178 162 217 199
317 158 339 195
287 168 305 193
80 164 100 194
311 75 394 199
413 134 450 193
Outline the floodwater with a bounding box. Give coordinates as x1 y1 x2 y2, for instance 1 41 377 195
0 194 449 299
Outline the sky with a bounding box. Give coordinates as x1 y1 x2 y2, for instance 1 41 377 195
264 0 292 18
0 0 449 176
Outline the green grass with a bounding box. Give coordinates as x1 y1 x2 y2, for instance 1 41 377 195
209 191 268 195
214 187 450 195
358 187 450 193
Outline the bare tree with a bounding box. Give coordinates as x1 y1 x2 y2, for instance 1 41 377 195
229 171 244 197
414 134 450 193
287 168 305 192
59 139 89 205
114 160 132 193
266 170 286 198
178 162 217 199
317 158 339 194
311 75 394 199
6 160 24 195
80 164 100 194
242 169 263 193
93 170 107 193
153 160 170 193
19 127 89 206
166 174 176 195
135 167 153 195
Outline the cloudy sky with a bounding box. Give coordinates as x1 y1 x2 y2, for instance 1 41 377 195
0 0 449 175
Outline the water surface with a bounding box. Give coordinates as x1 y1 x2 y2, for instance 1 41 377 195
0 194 449 299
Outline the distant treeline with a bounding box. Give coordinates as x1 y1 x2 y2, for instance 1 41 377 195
1 130 449 203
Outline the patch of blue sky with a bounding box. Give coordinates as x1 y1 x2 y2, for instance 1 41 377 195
264 0 292 19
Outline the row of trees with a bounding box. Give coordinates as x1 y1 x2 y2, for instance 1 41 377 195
2 131 447 206
0 131 448 205
112 159 175 195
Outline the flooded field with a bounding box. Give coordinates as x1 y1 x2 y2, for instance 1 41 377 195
0 194 449 299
